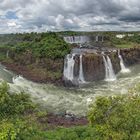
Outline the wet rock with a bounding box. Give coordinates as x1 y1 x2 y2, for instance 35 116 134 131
121 48 140 66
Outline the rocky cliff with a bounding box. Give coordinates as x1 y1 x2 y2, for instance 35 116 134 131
64 47 140 86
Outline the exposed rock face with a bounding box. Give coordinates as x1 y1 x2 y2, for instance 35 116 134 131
82 53 105 81
108 52 121 74
121 48 140 66
73 51 120 82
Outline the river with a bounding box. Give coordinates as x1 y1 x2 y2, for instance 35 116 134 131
0 64 140 116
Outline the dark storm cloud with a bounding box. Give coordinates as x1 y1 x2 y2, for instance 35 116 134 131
0 0 140 33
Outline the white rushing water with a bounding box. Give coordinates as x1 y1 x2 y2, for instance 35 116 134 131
118 50 131 73
64 36 89 44
79 54 85 83
63 54 75 81
0 63 139 116
103 55 117 81
6 50 9 58
95 36 98 42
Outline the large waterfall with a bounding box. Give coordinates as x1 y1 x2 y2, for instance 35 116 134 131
64 36 89 44
63 47 139 85
79 54 85 83
103 55 117 81
63 53 86 84
118 50 130 73
63 54 75 81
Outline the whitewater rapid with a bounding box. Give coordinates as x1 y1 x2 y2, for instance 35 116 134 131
0 64 140 116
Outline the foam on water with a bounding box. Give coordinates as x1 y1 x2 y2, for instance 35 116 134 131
0 64 139 116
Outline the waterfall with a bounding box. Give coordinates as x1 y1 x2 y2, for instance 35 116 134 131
102 36 104 42
79 44 82 48
118 50 130 73
64 36 89 44
103 55 116 81
63 54 75 81
79 54 85 83
95 35 98 42
6 50 9 58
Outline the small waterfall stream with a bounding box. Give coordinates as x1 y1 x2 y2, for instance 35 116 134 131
103 55 117 81
79 54 85 83
6 50 9 58
118 50 131 73
95 36 98 42
63 54 75 81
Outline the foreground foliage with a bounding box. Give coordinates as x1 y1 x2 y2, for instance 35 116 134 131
0 82 46 140
45 85 140 140
0 82 140 140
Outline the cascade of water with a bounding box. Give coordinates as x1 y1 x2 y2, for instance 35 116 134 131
103 55 117 81
64 36 89 44
95 35 98 42
79 54 85 83
102 36 104 42
6 50 9 58
118 50 131 73
63 54 75 81
79 44 82 48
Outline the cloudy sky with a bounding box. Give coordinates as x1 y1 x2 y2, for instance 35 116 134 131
0 0 140 33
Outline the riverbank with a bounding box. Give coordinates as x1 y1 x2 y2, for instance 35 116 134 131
46 114 88 129
1 60 64 86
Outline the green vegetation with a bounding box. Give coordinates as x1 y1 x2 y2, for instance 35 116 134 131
0 31 139 83
0 81 140 140
0 82 49 140
0 32 140 139
0 32 72 83
106 32 140 48
0 32 71 60
45 84 140 140
115 44 133 48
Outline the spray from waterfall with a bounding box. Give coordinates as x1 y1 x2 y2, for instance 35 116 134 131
118 50 130 73
79 54 85 83
63 54 75 81
103 55 117 81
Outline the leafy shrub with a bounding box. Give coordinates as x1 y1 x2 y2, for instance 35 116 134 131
88 94 140 140
0 82 35 118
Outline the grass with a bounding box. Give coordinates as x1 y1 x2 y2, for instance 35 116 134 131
115 43 134 48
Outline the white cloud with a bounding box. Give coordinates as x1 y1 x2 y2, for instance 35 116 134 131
0 0 140 33
7 21 16 27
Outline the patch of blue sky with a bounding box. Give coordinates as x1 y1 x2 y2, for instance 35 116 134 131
5 11 18 19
